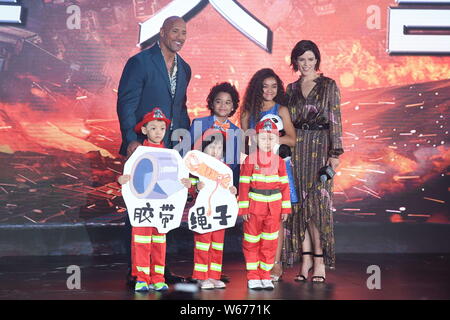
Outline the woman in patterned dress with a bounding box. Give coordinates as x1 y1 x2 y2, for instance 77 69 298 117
282 40 344 283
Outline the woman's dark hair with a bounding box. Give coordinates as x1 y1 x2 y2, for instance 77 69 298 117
290 40 321 72
201 133 226 155
242 68 286 126
206 82 240 117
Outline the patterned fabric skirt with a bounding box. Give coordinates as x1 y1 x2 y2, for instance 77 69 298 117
282 129 336 269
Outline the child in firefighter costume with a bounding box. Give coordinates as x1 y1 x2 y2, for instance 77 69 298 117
118 108 190 292
187 130 237 289
238 118 291 290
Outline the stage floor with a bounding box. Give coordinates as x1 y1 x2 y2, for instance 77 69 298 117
0 253 449 300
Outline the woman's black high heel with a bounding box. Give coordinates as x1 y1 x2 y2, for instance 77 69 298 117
311 253 326 283
295 252 313 282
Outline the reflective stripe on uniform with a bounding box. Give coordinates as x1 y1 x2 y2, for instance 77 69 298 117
210 263 222 272
260 261 274 271
211 242 224 251
282 201 291 209
279 175 289 184
239 176 251 183
195 241 210 251
194 263 208 272
261 231 279 241
246 262 259 270
152 235 166 243
154 265 164 274
251 174 280 183
244 233 261 243
248 192 282 202
190 178 198 185
136 266 150 275
134 235 152 244
239 201 249 208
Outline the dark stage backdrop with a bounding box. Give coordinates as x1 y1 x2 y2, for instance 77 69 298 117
0 0 448 228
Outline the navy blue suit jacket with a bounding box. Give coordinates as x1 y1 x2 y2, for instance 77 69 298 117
117 44 191 155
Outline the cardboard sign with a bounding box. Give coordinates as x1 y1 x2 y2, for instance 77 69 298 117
121 146 188 233
184 150 238 234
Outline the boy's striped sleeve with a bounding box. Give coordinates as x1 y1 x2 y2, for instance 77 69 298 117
238 157 252 216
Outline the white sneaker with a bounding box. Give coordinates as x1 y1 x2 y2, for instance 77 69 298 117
209 278 226 289
261 279 274 290
247 279 263 290
198 279 215 290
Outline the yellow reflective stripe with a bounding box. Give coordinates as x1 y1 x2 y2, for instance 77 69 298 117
279 176 289 184
260 261 274 271
239 176 251 183
154 265 164 274
189 178 198 185
211 242 224 251
194 263 208 272
251 174 280 183
282 201 291 208
195 241 210 251
210 263 222 272
244 233 261 243
136 266 150 275
261 231 279 241
134 235 152 244
152 235 166 243
248 192 282 202
239 201 249 208
246 262 259 270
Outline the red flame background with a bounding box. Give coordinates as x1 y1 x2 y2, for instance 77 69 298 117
0 0 448 225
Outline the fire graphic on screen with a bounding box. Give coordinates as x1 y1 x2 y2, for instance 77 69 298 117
0 0 448 225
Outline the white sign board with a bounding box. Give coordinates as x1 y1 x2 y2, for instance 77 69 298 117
122 146 188 233
184 150 238 234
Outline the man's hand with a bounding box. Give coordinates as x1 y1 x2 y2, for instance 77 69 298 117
126 141 142 159
242 214 250 222
229 186 237 195
281 214 288 222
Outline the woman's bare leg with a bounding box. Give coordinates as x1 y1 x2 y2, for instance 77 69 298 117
299 228 313 279
308 220 326 282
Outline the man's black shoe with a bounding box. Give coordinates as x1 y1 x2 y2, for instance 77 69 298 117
165 268 185 284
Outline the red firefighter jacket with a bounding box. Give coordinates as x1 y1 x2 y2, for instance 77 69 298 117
238 150 292 216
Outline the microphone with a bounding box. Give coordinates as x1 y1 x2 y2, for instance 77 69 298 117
318 166 335 182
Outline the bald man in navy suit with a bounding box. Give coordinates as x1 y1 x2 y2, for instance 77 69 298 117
117 16 191 285
117 16 191 158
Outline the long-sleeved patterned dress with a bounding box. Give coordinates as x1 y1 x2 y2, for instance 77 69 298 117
282 75 344 269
